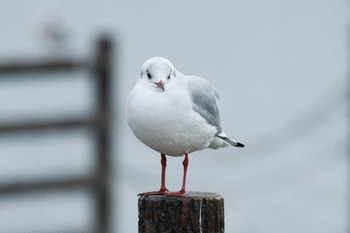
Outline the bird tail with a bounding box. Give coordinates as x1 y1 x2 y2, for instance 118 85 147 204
216 134 245 148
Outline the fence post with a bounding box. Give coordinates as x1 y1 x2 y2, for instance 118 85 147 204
94 35 113 233
138 192 224 233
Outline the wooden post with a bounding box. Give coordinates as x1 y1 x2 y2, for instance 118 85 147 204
138 192 224 233
94 35 113 233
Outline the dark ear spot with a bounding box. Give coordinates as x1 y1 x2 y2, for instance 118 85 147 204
147 72 152 79
140 71 144 77
146 69 152 79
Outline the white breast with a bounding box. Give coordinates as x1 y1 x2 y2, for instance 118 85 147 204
126 84 217 156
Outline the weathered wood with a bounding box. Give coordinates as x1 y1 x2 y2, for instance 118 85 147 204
138 192 224 233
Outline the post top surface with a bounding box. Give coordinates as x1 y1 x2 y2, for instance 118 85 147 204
139 191 223 201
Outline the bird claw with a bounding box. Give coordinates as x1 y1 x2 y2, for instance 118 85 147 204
138 188 169 196
138 189 186 197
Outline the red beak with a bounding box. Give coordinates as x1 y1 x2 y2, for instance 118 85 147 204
156 80 165 91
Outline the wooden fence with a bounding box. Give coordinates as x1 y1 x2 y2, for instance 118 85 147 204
0 36 114 233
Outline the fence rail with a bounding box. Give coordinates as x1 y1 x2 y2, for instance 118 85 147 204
0 175 97 195
0 117 96 134
0 59 88 74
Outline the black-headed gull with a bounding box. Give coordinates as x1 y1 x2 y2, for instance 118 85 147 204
126 57 244 196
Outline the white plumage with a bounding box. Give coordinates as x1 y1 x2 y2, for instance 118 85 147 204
126 57 244 195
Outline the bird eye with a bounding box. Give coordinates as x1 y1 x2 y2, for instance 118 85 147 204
167 75 171 80
147 73 152 79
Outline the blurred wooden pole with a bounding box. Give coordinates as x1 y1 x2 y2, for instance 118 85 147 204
94 35 113 233
138 192 224 233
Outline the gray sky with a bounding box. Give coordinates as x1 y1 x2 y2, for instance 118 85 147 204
0 1 349 232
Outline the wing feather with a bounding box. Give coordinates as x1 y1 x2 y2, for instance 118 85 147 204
185 75 222 133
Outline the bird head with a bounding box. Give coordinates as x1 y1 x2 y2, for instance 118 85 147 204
138 57 177 92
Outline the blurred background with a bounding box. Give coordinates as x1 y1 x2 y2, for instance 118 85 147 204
0 0 348 233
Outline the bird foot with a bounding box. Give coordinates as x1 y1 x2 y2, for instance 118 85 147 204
138 188 169 196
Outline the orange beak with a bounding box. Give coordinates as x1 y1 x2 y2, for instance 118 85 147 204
156 80 165 91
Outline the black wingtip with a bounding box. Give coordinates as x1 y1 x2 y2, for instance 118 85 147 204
217 135 245 148
235 142 245 148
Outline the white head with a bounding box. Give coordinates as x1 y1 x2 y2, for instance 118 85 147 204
138 57 177 92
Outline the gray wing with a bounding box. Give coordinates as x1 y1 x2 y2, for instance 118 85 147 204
186 75 222 133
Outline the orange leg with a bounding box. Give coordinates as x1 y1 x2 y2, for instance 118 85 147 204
159 154 168 192
166 154 189 196
138 154 168 196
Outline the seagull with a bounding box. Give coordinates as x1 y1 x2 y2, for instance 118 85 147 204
126 57 244 196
